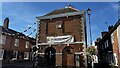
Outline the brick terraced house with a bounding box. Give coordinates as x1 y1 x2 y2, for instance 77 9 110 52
110 20 120 67
36 5 87 67
0 18 35 63
95 20 120 68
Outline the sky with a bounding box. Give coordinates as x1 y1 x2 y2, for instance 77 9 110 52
1 2 119 46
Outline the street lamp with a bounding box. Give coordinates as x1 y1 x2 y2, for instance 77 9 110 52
87 8 94 68
87 8 92 46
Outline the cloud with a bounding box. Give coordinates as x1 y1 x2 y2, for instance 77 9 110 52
111 3 118 10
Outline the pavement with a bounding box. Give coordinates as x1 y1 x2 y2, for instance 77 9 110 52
1 61 33 68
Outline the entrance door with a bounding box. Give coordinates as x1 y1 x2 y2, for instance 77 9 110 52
62 46 74 67
45 47 56 66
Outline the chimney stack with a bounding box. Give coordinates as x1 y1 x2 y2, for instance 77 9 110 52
108 25 113 31
3 18 9 29
101 32 108 38
95 37 101 46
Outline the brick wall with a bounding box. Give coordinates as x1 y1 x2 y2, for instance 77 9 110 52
2 34 32 52
112 29 119 67
39 15 84 43
38 15 86 67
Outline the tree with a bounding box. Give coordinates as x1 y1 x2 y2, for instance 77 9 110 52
86 46 98 68
86 46 97 55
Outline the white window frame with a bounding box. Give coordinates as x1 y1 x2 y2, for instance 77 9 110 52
0 35 6 44
24 52 29 60
25 41 29 48
106 40 109 48
14 39 19 46
12 51 18 60
111 34 114 44
0 49 4 60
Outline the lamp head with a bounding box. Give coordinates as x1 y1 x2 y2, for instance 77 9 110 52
87 8 91 15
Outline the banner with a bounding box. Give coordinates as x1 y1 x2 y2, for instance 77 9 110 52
47 35 74 44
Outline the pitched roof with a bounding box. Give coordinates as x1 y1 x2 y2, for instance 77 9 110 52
1 26 25 36
37 5 86 20
44 5 79 16
110 20 120 33
1 26 36 42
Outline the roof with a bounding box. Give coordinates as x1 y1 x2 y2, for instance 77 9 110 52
44 6 79 16
1 26 25 36
110 19 120 33
96 20 120 45
38 11 85 20
37 5 85 20
1 26 35 42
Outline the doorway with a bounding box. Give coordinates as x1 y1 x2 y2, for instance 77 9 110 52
62 46 74 67
45 47 56 66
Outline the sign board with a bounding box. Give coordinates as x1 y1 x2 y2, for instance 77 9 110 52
47 35 74 44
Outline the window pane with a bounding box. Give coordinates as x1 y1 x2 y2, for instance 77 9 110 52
111 34 114 44
25 41 29 48
24 52 29 60
0 49 4 59
0 35 6 44
14 39 19 46
3 35 6 44
12 51 18 60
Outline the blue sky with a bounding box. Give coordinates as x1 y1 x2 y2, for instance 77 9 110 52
1 2 119 45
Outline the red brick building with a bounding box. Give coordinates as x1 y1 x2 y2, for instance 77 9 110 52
36 5 87 67
110 20 120 67
0 18 35 63
95 20 120 67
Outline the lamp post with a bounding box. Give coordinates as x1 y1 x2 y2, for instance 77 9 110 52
87 8 94 68
87 8 92 46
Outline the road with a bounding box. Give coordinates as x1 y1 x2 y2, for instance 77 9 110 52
1 61 33 68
